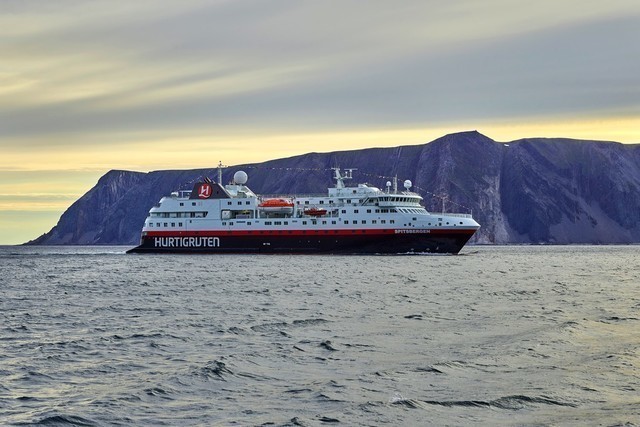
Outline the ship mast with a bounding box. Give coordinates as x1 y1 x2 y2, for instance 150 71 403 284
217 161 227 184
331 167 356 189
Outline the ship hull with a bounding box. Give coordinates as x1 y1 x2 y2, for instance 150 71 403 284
126 228 477 255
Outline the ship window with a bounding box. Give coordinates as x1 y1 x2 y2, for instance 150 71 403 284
347 199 351 204
352 190 356 194
148 223 152 227
284 221 288 225
274 221 282 225
319 200 324 204
247 222 251 225
446 222 449 225
180 203 184 206
460 221 463 225
413 217 417 221
362 220 366 224
381 220 386 224
372 220 377 224
302 221 307 225
344 220 349 224
375 209 380 213
322 220 327 224
265 221 272 225
353 220 357 224
341 210 346 214
179 222 182 227
305 201 310 205
164 223 168 227
332 221 336 224
329 200 333 204
157 223 160 227
192 202 196 206
222 222 226 225
390 220 395 224
367 209 371 213
354 209 359 213
246 201 250 205
312 220 317 225
237 201 242 205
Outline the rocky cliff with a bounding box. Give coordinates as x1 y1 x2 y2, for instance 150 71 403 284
28 131 640 245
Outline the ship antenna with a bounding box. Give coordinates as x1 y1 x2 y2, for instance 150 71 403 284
331 167 343 189
331 167 356 189
217 161 227 184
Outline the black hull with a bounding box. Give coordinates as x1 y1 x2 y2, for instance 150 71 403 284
126 229 476 255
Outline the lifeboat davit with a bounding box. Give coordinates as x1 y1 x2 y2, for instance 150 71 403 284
258 198 294 214
305 207 327 217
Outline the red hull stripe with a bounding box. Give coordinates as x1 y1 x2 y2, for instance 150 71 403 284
144 228 476 237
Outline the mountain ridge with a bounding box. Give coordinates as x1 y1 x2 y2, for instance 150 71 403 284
28 131 640 245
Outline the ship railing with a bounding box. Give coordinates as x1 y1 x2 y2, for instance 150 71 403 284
442 213 473 218
259 194 326 199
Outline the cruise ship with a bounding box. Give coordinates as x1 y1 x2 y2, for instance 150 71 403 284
127 165 480 254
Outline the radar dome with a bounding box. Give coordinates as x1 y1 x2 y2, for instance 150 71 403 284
233 170 248 185
403 179 412 189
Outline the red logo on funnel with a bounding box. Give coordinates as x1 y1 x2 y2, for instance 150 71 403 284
198 183 212 199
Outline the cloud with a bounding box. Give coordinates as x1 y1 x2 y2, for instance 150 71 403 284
1 1 638 146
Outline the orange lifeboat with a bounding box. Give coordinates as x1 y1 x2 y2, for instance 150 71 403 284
305 207 327 217
258 198 294 214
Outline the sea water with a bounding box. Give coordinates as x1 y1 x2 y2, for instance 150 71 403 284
0 245 638 426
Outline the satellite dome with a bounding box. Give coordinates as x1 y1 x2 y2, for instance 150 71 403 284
233 170 248 185
404 180 412 189
386 181 392 187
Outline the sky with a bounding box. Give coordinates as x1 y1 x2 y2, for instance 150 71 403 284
1 0 639 244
